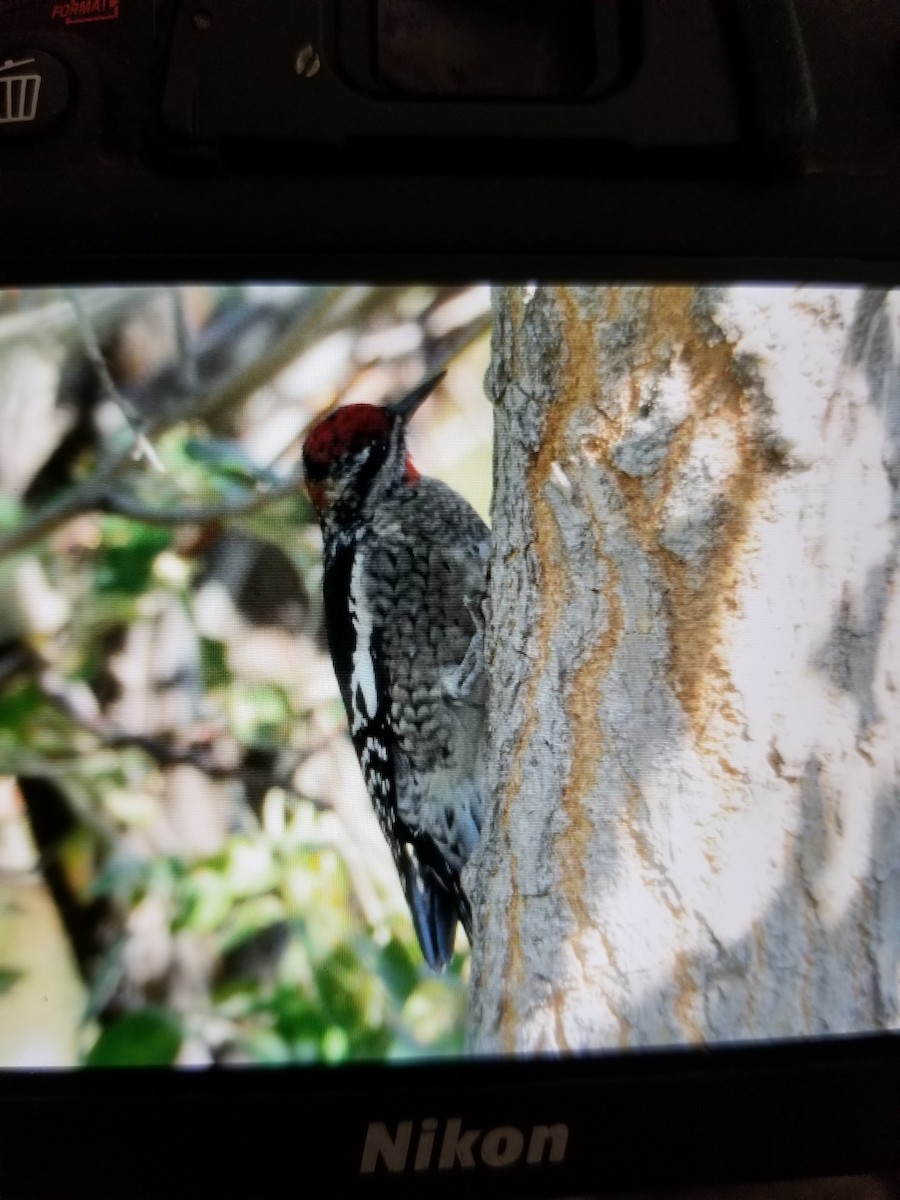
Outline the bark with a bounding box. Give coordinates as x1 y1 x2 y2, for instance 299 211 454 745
467 285 900 1054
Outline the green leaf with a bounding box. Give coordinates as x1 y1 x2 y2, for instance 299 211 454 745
81 939 126 1024
219 897 287 953
235 1028 294 1065
402 979 466 1049
228 683 292 748
316 947 367 1028
183 437 282 487
87 857 152 902
321 1025 350 1063
200 637 230 690
268 987 328 1048
0 679 44 735
0 966 24 996
349 1026 393 1062
376 937 420 1003
95 517 172 596
85 1008 182 1067
0 494 23 533
175 867 233 932
223 837 276 897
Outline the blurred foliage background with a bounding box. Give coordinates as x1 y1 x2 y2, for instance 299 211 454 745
0 284 492 1067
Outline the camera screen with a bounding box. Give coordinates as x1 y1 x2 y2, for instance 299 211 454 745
0 282 896 1067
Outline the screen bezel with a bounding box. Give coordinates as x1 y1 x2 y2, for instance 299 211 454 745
0 268 898 1199
0 1035 898 1197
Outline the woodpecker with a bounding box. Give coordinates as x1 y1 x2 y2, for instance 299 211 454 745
302 372 489 969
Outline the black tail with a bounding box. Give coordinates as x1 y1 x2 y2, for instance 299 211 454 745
402 852 466 970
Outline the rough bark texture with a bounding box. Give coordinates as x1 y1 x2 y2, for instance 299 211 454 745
466 285 900 1054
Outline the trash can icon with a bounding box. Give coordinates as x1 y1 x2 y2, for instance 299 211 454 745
0 58 42 124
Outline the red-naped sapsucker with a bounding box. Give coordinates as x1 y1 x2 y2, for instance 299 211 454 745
302 373 488 969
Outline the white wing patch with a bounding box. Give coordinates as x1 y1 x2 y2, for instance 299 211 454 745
349 547 379 732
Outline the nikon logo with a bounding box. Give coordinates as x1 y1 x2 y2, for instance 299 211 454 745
359 1117 568 1174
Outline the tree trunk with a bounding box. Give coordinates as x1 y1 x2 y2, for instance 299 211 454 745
467 285 900 1054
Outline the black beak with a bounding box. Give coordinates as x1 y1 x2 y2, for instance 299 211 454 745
387 370 447 422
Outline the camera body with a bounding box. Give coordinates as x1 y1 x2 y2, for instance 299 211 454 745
0 0 897 279
1 3 899 1198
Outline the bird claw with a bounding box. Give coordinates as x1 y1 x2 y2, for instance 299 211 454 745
444 616 485 704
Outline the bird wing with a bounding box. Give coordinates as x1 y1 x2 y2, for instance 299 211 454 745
323 532 461 969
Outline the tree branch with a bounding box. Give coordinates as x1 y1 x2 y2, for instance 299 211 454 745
65 289 165 473
0 284 481 560
97 470 307 527
100 731 332 811
36 665 334 812
0 445 136 557
0 287 375 560
0 287 167 351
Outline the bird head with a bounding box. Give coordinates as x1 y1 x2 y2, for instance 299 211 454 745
302 371 444 517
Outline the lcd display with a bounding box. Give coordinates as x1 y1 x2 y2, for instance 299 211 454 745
0 283 897 1068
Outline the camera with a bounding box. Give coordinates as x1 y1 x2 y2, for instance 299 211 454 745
0 2 899 1198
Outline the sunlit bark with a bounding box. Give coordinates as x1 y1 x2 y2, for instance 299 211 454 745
468 285 900 1053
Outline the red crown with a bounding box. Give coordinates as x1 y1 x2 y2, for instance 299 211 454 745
303 404 393 472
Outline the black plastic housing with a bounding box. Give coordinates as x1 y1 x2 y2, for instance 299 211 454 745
0 0 896 282
1 1037 899 1199
0 2 899 1197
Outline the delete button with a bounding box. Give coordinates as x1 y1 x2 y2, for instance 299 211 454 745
0 50 70 138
